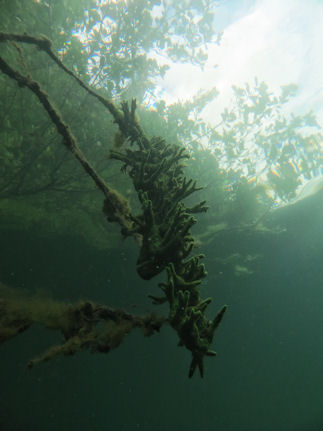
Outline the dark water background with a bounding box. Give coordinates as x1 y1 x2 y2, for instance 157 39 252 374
0 201 322 431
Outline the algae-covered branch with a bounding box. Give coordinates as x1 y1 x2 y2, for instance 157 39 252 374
0 32 226 378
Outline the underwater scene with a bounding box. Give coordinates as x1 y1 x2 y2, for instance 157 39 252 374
0 0 322 430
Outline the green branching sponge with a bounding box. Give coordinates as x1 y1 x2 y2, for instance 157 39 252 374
109 100 227 377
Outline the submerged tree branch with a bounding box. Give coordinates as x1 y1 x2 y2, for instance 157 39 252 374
0 283 167 367
0 32 227 377
0 32 148 145
0 53 137 237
